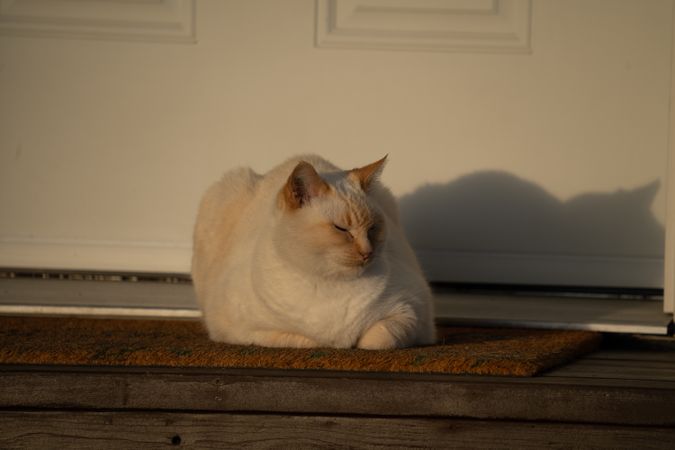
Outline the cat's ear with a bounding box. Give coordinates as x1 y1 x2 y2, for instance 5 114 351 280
349 155 387 191
281 161 329 210
629 180 660 202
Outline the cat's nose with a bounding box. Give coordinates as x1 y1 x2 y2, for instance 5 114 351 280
360 250 373 262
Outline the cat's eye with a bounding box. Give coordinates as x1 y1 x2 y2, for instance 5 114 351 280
333 224 349 233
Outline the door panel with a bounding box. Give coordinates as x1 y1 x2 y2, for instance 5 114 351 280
1 0 672 288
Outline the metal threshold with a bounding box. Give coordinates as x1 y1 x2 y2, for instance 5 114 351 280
434 291 672 335
0 278 672 335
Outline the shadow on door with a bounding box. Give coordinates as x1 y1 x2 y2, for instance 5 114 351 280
398 171 664 288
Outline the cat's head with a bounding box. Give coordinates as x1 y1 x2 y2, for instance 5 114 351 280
274 156 388 279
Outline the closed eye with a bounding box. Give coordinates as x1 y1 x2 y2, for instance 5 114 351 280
333 224 349 233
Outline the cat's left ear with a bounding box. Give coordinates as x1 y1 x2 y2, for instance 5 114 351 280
349 155 387 192
282 161 330 210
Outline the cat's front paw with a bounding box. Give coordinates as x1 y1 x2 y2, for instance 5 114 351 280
356 319 413 350
356 322 398 350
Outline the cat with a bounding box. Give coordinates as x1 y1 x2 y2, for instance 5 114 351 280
191 155 435 349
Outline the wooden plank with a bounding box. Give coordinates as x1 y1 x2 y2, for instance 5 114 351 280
545 359 675 381
584 350 675 363
546 338 675 380
1 411 674 450
1 367 674 426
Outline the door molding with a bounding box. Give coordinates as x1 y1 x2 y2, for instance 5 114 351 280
315 0 532 53
0 0 196 44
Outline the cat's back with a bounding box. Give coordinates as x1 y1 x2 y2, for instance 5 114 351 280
193 156 332 262
192 167 262 300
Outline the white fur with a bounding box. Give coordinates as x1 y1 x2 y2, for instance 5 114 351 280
192 155 435 349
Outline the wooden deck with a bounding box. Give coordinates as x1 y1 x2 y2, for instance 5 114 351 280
1 334 674 449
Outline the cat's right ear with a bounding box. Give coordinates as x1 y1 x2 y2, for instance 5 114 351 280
349 155 387 192
281 161 329 210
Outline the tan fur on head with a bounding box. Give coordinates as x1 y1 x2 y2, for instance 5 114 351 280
330 198 385 268
273 159 389 279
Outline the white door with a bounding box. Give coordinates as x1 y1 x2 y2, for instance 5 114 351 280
1 0 672 293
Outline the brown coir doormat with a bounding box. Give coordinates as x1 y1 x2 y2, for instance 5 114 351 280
0 316 601 376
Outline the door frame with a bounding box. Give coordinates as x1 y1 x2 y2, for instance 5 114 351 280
664 4 675 314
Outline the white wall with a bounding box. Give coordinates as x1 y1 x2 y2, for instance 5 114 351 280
0 0 672 288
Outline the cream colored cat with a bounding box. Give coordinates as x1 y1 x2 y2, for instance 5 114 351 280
191 155 435 349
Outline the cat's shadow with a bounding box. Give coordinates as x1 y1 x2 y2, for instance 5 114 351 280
398 171 664 285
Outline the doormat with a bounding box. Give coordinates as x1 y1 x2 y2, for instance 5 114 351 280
0 316 601 376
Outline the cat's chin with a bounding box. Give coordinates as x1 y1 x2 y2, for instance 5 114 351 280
339 266 367 279
325 261 380 281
